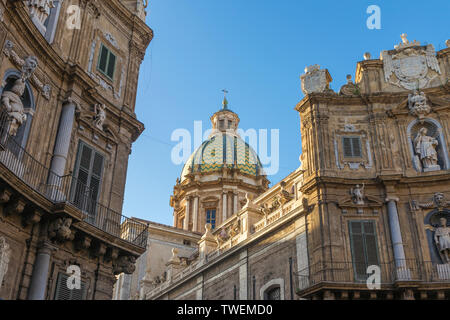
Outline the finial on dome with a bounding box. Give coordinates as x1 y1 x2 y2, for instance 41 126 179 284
222 89 229 109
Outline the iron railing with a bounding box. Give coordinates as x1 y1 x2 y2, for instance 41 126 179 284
297 260 450 291
0 110 148 248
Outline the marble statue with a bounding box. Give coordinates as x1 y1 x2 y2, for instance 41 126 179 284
351 184 365 205
414 127 440 171
1 78 27 136
435 217 450 263
93 103 106 130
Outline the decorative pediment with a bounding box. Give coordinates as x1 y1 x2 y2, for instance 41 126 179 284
337 195 383 215
387 93 449 118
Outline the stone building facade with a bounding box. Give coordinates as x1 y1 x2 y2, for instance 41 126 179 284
118 35 450 300
0 0 152 300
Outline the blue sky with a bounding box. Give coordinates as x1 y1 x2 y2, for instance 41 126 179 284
122 0 449 225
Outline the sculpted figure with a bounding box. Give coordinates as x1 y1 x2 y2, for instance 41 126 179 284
1 79 27 136
93 103 106 130
435 217 450 263
351 184 365 205
414 127 439 170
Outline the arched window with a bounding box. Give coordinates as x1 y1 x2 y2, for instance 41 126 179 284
265 286 281 300
0 71 35 153
407 119 450 172
259 278 285 300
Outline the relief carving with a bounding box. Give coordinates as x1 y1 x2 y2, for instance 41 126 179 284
48 217 75 242
0 237 11 288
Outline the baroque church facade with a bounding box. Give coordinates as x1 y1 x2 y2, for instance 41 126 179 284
0 0 152 299
116 35 450 300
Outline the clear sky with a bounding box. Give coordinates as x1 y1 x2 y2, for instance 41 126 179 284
122 0 449 225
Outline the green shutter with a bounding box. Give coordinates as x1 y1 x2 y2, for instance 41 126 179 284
349 220 380 281
352 137 362 157
71 142 104 218
343 137 353 157
343 137 362 158
97 44 116 80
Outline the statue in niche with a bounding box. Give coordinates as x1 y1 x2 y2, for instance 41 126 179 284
414 127 440 171
93 103 106 130
1 78 27 136
434 217 450 263
351 184 365 205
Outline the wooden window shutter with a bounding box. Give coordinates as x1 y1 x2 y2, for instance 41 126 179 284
54 273 86 300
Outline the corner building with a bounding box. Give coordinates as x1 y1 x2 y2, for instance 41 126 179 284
0 0 152 299
123 36 450 300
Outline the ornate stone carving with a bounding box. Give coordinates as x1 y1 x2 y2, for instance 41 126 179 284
0 237 11 288
411 192 450 212
363 52 371 60
4 199 26 216
339 75 360 96
300 65 333 95
215 228 230 246
413 127 440 172
2 41 51 99
48 217 75 242
113 256 137 275
351 184 365 205
381 34 441 90
408 90 430 119
93 103 106 130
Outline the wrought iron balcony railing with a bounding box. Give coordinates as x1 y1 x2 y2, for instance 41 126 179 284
296 260 450 292
0 110 148 248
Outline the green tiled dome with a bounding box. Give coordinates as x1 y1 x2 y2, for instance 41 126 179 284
181 133 263 181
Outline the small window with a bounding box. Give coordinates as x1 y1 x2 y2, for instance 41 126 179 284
265 286 281 300
54 272 86 300
342 137 362 158
206 209 216 229
219 120 225 130
97 44 116 80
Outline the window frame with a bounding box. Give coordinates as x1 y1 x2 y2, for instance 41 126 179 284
206 208 216 229
342 136 362 158
70 140 105 219
54 272 87 300
97 43 117 81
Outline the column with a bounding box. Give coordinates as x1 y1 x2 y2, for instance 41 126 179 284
386 197 410 280
192 196 199 232
183 197 190 230
222 192 227 223
233 192 238 215
28 242 57 300
47 99 76 200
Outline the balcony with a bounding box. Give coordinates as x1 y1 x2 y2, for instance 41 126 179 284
296 260 450 298
0 110 147 248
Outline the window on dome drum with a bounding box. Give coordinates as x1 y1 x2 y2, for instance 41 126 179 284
206 209 216 229
54 272 86 300
342 136 362 158
219 120 225 130
349 220 380 281
70 141 104 222
265 286 281 300
97 43 117 80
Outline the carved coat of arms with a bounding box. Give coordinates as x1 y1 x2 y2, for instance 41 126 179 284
381 35 441 90
300 65 332 95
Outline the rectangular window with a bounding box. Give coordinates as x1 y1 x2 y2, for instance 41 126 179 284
71 141 104 221
349 220 380 281
206 209 216 229
54 272 86 300
342 137 362 158
97 44 116 80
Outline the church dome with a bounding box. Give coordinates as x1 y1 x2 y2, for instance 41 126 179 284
180 94 264 182
180 132 263 182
